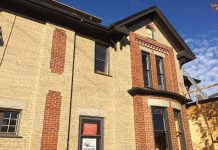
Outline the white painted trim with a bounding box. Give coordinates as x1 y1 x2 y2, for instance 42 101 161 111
0 97 26 109
171 101 182 110
147 99 169 107
153 50 165 58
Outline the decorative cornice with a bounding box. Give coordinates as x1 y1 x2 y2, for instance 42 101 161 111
134 33 173 54
128 87 191 104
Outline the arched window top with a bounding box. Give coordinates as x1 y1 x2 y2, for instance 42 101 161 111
146 25 154 39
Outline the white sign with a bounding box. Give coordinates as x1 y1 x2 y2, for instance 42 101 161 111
82 138 97 150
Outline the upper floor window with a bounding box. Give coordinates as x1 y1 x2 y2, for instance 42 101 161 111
156 56 166 90
142 51 152 87
146 26 154 39
174 109 186 150
95 44 109 75
152 107 172 150
0 110 20 135
79 116 104 150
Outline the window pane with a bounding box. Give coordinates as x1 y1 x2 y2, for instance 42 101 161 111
2 119 9 125
143 70 150 87
152 108 172 150
10 120 17 126
95 45 107 60
3 112 10 118
142 52 151 87
153 113 165 131
1 126 8 132
11 112 18 119
155 131 167 150
142 53 149 70
95 59 106 73
8 126 16 133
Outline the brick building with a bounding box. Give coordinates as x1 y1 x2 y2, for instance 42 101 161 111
0 0 196 150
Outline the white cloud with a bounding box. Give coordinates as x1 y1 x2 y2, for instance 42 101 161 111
183 31 218 98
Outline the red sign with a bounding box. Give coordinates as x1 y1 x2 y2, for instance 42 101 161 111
83 123 97 136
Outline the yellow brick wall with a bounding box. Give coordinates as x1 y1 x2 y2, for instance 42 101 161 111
0 10 136 150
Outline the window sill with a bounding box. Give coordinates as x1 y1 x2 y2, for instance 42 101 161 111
0 134 22 138
94 71 112 77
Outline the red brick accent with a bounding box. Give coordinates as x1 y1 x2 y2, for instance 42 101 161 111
130 32 192 150
41 91 62 150
50 28 67 74
167 107 179 150
133 96 147 149
181 105 193 150
130 32 179 93
130 32 144 88
150 53 158 89
133 96 155 150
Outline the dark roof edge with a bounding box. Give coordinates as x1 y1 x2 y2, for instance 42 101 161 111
186 97 218 107
33 0 102 23
111 6 196 63
128 87 191 104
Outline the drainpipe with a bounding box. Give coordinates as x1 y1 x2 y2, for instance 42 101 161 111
66 32 77 150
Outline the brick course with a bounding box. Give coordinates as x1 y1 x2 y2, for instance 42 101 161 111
41 91 62 150
50 28 67 74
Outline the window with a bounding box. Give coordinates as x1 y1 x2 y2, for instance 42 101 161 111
95 44 109 75
152 107 172 150
79 116 104 150
146 26 154 39
0 110 20 135
142 51 152 87
156 56 166 90
174 110 186 150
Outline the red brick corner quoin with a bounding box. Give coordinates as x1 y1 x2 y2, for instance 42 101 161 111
41 91 62 150
50 28 67 74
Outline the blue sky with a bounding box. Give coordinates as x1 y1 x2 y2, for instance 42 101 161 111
60 0 218 97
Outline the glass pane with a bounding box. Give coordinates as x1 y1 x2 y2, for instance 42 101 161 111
10 120 17 126
8 126 16 133
95 44 107 60
2 119 9 125
3 112 10 118
11 112 18 119
156 57 164 74
143 70 150 87
95 59 106 73
153 113 165 130
155 131 167 150
1 126 8 132
142 53 149 70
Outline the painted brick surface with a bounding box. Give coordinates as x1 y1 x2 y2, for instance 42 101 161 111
41 91 62 150
50 28 67 74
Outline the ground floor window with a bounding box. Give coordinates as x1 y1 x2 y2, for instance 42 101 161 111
152 107 172 150
79 116 104 150
174 109 186 150
0 109 20 135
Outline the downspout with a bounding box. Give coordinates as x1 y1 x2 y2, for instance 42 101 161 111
66 32 77 150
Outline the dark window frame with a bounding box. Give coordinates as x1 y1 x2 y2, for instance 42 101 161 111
152 107 172 150
142 51 152 88
94 43 110 75
78 116 104 150
155 56 166 90
174 109 187 150
0 109 20 136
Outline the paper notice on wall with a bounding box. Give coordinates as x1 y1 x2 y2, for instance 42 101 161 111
82 138 97 150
